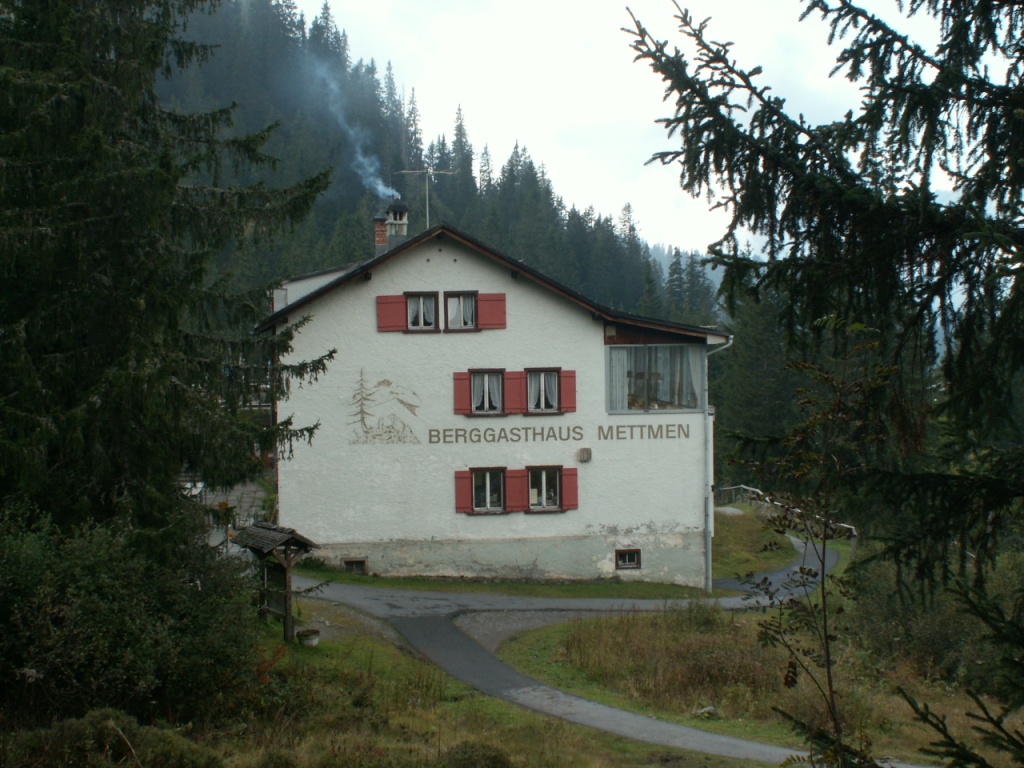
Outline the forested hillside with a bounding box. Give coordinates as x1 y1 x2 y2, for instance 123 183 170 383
161 0 718 320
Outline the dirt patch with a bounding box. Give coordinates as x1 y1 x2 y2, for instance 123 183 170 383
296 597 406 647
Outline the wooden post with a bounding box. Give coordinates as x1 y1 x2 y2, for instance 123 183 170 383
272 545 297 642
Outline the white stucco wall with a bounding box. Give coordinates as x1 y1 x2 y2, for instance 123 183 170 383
276 237 712 585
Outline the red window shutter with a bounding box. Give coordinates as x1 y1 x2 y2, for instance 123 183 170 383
504 371 526 414
561 468 579 510
559 370 577 413
453 372 471 414
376 295 406 331
506 469 529 512
477 293 506 329
455 471 472 513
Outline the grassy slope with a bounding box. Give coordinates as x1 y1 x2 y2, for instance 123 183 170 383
202 603 770 768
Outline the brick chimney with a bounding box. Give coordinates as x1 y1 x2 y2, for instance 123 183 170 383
374 198 409 255
373 213 388 254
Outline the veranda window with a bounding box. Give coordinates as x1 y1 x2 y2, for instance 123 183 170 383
607 344 702 412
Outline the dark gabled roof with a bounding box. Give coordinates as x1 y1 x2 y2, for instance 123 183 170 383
257 223 729 344
233 521 319 555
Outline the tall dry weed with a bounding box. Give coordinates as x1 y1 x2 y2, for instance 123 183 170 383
561 604 786 716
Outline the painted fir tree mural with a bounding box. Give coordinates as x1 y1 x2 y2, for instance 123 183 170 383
348 369 421 444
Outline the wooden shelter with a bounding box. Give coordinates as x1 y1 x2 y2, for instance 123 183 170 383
233 521 319 641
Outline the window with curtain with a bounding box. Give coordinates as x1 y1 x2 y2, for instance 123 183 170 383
471 371 503 413
473 469 504 511
445 293 476 329
527 370 559 412
607 345 702 412
406 293 436 330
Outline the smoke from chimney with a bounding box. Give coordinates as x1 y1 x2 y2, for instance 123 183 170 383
306 59 399 201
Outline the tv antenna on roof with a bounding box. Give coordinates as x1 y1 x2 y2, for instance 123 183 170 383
396 168 454 229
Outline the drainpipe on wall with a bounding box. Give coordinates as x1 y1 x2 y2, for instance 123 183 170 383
703 336 734 592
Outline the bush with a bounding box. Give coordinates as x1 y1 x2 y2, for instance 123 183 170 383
0 507 261 725
843 557 994 689
6 708 223 767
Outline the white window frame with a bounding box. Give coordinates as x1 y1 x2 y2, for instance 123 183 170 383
406 293 437 330
445 292 477 330
473 468 504 512
529 467 560 510
470 370 503 414
527 370 559 413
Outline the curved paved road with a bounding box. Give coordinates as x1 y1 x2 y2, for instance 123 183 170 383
297 538 846 764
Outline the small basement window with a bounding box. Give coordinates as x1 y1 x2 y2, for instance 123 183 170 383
343 559 368 575
615 548 642 570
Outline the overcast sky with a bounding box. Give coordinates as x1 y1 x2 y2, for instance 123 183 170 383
292 1 931 253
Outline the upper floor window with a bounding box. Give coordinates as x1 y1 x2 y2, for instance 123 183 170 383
407 293 437 330
378 293 506 332
471 370 503 414
608 345 702 412
454 369 575 415
445 292 477 330
528 370 559 413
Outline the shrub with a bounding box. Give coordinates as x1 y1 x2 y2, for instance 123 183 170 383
843 557 995 690
6 708 223 767
0 507 261 725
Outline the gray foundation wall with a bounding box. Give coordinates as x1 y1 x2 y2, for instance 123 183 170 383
315 532 707 587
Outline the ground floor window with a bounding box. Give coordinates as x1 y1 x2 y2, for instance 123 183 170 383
615 548 642 570
473 468 504 511
456 467 577 513
529 467 560 510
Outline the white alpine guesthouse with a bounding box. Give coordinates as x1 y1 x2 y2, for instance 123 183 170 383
259 206 730 587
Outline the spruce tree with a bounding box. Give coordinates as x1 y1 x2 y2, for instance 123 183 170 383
666 248 685 319
0 0 332 527
631 2 1024 760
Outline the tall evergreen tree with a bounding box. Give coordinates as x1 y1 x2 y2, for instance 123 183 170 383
0 0 332 527
449 106 478 223
666 248 685 317
680 251 718 325
632 2 1024 761
404 88 425 171
307 0 343 61
637 257 665 318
